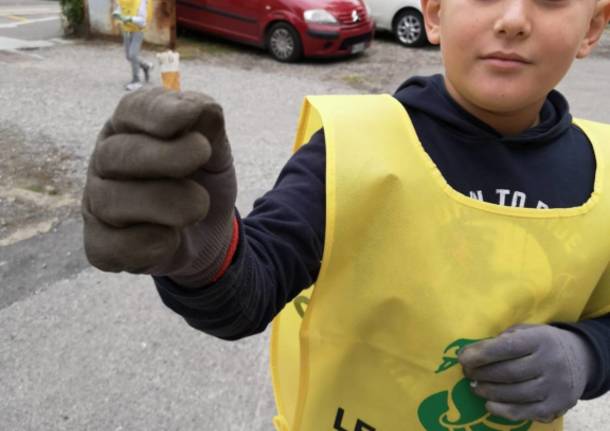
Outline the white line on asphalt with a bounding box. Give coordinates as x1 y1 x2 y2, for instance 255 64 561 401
0 36 54 50
0 7 61 16
49 38 73 45
0 15 59 29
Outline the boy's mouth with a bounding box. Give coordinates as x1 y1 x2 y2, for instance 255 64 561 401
480 51 532 64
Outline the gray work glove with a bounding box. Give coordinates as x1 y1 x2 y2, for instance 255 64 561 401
82 87 237 287
458 324 596 423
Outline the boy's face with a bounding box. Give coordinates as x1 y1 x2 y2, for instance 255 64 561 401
422 0 610 130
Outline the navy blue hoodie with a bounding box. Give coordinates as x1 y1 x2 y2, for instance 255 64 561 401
155 75 610 399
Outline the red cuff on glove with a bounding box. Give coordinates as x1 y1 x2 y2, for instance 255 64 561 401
212 216 239 282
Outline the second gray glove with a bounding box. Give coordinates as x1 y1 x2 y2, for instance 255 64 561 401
458 324 596 423
82 87 237 287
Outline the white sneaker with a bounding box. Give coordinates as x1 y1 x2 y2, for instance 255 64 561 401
125 81 143 91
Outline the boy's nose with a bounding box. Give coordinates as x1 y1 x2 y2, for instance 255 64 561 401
493 0 533 39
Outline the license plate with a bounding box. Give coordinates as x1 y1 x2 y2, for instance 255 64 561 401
351 42 366 54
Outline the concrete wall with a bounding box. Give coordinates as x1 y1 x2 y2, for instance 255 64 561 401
86 0 175 47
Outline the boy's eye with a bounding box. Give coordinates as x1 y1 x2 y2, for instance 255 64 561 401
535 0 570 8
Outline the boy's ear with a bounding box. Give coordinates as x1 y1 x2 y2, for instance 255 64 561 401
576 0 610 59
421 0 441 45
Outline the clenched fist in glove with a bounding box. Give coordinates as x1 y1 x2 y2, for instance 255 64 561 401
458 324 597 423
82 88 237 287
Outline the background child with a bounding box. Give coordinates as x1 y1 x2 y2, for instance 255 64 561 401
113 0 152 91
83 0 610 429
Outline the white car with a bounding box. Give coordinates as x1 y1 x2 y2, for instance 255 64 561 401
365 0 427 47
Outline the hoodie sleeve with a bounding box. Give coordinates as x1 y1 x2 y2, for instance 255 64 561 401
129 0 147 27
154 130 326 340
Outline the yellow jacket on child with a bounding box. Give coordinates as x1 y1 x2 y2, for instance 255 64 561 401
116 0 150 33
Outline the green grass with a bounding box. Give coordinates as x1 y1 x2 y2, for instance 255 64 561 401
18 181 58 195
341 74 367 88
24 184 44 194
176 36 233 59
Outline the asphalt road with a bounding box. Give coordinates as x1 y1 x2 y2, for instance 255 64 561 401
0 0 61 44
1 28 610 430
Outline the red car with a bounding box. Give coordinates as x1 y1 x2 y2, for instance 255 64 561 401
176 0 375 62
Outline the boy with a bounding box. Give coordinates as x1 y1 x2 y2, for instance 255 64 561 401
82 0 610 429
113 0 153 91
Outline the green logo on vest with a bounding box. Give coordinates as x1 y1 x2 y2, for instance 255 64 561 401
417 339 533 431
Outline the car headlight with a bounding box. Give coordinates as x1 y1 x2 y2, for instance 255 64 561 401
303 9 338 24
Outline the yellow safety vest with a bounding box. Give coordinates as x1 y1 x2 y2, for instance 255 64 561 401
270 95 610 431
117 0 150 32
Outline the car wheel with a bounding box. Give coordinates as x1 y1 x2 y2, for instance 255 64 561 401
394 9 427 48
267 22 302 62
